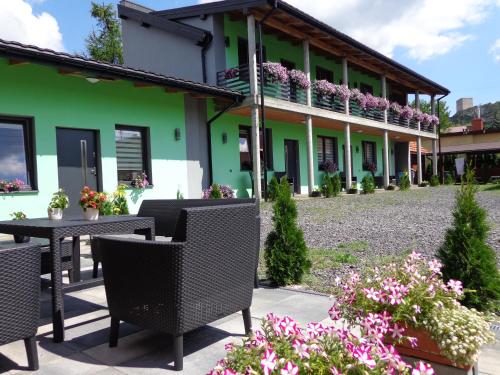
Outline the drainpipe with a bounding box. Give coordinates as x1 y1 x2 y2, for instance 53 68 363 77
257 1 278 201
206 99 242 185
437 93 449 184
200 33 213 84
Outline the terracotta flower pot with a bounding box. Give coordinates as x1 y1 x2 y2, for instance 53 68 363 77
385 325 472 370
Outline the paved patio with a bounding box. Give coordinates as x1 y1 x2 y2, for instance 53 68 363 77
0 237 498 374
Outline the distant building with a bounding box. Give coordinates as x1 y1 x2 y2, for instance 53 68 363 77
456 98 473 113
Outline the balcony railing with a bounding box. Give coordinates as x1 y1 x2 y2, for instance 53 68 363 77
217 65 434 133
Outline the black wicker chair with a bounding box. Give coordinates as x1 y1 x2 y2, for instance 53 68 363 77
96 203 258 371
0 245 40 370
91 199 260 287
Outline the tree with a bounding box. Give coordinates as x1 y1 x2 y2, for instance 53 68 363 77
85 2 123 64
265 178 310 285
410 99 452 132
437 169 500 311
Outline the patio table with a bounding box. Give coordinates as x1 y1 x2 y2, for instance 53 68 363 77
0 215 155 343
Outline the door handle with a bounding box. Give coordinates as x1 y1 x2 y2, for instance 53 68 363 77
90 167 97 176
80 140 88 186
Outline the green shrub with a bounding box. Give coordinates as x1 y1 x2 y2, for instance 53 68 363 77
429 174 440 187
209 183 222 199
444 174 455 185
361 174 375 194
331 173 341 197
99 198 114 216
398 172 410 191
268 176 280 201
437 169 500 311
321 174 334 198
265 178 310 286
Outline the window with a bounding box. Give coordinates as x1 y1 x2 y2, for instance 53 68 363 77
360 83 374 95
317 136 338 170
362 141 377 170
237 37 266 67
280 59 296 70
115 125 151 185
239 125 273 171
0 116 36 191
316 66 333 82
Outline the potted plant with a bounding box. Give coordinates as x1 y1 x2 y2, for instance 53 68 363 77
131 171 149 189
79 186 107 220
10 211 30 243
48 188 69 220
331 252 495 371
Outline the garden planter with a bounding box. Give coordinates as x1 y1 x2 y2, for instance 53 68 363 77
48 208 63 220
13 235 30 243
385 325 473 371
83 208 99 221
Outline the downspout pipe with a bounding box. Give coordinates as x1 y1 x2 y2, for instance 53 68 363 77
206 99 242 186
257 1 278 201
436 93 449 184
200 33 213 84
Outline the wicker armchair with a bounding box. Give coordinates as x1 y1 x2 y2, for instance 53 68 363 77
96 203 258 371
91 198 260 287
0 245 40 370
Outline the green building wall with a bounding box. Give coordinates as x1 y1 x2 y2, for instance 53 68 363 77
209 101 394 197
0 58 189 220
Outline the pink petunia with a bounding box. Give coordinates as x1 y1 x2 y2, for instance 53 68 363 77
412 361 434 375
328 305 342 321
428 259 442 274
261 349 277 375
330 366 342 375
447 279 463 296
306 322 325 339
391 323 405 339
353 348 376 369
292 339 310 359
277 316 299 336
280 361 299 375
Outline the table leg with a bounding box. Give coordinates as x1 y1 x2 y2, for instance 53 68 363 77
50 236 65 343
72 236 81 282
145 226 155 241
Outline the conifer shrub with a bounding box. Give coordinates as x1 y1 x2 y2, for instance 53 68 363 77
208 183 222 199
398 172 410 191
265 178 310 286
331 173 341 197
437 169 500 311
444 174 455 185
321 174 334 198
361 174 375 194
267 176 280 201
429 174 440 187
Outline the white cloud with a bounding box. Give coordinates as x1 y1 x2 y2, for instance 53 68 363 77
202 0 497 61
490 39 500 62
0 0 64 51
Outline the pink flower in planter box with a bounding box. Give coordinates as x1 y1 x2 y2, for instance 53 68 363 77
260 349 277 375
280 361 299 375
412 361 435 375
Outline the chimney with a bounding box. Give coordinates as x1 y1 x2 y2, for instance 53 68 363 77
471 118 484 132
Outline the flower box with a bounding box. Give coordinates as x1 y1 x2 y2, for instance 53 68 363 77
385 324 474 371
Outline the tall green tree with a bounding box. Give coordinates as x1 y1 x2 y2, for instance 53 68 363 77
410 99 452 132
85 2 123 64
437 169 500 311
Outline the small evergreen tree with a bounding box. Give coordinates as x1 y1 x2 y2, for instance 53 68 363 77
331 173 341 197
85 2 123 64
398 172 410 191
267 176 280 201
361 174 375 194
444 174 455 185
265 178 310 286
321 174 334 198
437 169 500 311
429 174 440 187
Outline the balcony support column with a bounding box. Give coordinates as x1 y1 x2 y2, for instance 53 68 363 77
247 14 261 199
407 141 413 185
342 58 349 114
344 123 352 190
381 75 389 188
303 39 315 195
415 92 423 185
431 94 438 176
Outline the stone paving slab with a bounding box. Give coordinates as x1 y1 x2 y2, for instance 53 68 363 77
0 284 498 375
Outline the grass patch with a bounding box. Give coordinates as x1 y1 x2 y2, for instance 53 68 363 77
308 248 358 271
481 183 500 192
337 240 369 252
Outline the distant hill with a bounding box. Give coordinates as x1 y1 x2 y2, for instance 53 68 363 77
450 101 500 130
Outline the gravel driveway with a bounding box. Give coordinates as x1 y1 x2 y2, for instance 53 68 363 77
259 186 500 288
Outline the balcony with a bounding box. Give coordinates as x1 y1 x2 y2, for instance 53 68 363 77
217 64 435 134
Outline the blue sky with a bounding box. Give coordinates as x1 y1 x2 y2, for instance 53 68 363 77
5 0 500 114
